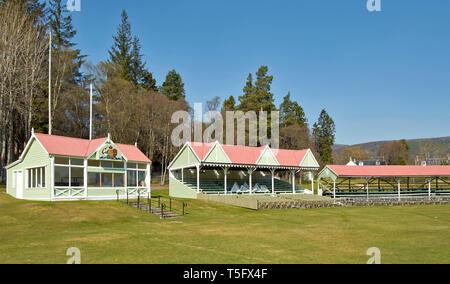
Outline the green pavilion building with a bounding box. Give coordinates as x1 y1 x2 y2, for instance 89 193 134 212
6 132 151 201
168 142 320 199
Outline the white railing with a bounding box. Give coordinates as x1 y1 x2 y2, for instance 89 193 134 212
54 187 85 199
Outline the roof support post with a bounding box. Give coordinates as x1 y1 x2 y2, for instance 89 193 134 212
428 179 432 200
398 179 401 201
50 156 55 201
271 169 276 195
181 168 184 183
311 171 314 195
146 163 151 198
366 179 370 201
84 159 88 200
223 167 229 195
333 180 336 199
196 165 201 193
291 170 296 194
248 168 254 195
124 161 128 196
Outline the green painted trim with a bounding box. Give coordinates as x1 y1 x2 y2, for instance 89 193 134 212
317 166 338 181
204 144 231 164
169 145 200 169
169 177 198 199
300 150 320 168
87 167 126 174
257 147 279 166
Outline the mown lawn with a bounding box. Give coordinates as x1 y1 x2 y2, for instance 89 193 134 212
0 186 449 264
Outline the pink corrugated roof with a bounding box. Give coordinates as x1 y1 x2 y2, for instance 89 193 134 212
33 133 150 162
327 165 450 177
221 144 266 165
272 149 309 167
188 142 312 167
188 142 215 161
115 143 151 163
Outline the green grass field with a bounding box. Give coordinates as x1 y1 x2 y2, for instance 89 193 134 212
0 186 449 264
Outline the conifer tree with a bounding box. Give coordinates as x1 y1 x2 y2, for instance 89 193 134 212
313 109 336 165
108 10 157 91
223 95 236 111
160 69 185 100
279 92 307 128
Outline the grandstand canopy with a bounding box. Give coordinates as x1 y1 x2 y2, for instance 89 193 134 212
168 142 320 198
317 165 450 199
318 165 450 180
168 141 320 170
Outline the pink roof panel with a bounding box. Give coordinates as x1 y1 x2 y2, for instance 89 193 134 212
116 143 151 163
220 145 266 165
273 149 309 167
33 133 150 162
328 165 450 177
187 142 314 167
188 142 215 161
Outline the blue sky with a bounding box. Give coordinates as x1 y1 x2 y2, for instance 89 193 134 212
69 0 450 145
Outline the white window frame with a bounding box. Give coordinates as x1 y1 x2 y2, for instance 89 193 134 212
25 166 47 189
126 163 148 188
54 157 85 189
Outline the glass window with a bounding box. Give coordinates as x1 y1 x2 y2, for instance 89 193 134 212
36 168 41 187
88 160 100 167
55 157 70 165
127 170 137 187
27 167 46 189
42 168 46 187
138 164 147 170
55 166 70 187
28 170 32 188
101 173 113 187
113 162 124 169
128 163 137 169
88 173 100 187
71 167 84 187
71 158 84 166
138 171 146 187
114 173 125 187
101 161 113 168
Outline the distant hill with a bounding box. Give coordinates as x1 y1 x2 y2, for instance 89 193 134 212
333 137 450 161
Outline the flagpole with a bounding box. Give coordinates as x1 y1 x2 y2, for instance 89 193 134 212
48 31 52 135
90 84 93 140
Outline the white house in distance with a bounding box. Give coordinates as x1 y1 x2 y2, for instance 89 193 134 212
5 132 151 201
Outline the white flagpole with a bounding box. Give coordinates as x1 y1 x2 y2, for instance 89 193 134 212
90 84 93 140
48 31 52 135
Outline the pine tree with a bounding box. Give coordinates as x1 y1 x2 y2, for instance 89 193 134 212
160 70 185 100
109 10 157 91
313 109 336 165
238 73 255 111
49 0 76 49
223 95 236 111
109 10 133 81
49 0 84 81
238 66 276 112
279 92 307 128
